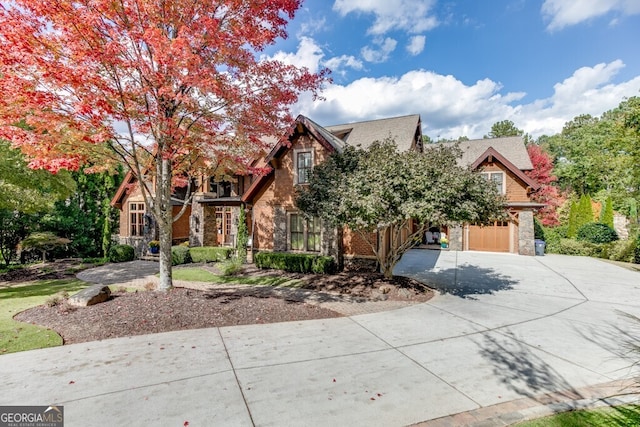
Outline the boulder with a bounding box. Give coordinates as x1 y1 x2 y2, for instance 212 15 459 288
68 285 112 307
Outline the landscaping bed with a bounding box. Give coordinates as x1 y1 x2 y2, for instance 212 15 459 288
4 260 433 347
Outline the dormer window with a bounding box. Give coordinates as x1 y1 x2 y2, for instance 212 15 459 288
208 178 241 198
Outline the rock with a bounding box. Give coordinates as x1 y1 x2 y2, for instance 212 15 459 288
68 285 112 307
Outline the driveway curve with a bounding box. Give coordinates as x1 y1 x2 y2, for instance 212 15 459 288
2 250 640 426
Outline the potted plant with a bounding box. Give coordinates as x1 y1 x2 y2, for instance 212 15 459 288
148 240 160 254
440 236 449 249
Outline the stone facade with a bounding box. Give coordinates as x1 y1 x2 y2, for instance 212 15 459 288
518 210 535 256
448 225 464 251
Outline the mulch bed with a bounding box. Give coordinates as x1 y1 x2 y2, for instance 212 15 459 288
7 260 434 345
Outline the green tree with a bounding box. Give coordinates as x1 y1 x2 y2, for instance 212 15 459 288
236 205 248 264
19 232 71 263
296 140 505 278
567 199 579 238
600 196 614 228
576 194 595 231
484 120 524 138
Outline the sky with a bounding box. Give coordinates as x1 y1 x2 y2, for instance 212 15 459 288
263 0 640 140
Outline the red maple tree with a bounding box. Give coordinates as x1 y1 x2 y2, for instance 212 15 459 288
0 0 326 289
525 144 565 226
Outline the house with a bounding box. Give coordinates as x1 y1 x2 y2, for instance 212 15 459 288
111 114 542 260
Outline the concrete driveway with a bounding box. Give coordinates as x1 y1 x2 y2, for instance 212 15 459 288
2 250 640 426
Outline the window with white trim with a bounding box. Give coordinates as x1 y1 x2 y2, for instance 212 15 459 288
289 213 321 252
481 172 505 194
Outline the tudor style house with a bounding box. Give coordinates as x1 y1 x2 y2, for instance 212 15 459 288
111 114 542 260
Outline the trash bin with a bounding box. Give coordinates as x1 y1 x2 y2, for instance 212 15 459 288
534 239 546 256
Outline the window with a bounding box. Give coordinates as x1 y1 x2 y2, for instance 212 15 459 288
209 178 233 198
289 213 321 252
481 172 504 194
130 203 145 236
296 151 312 184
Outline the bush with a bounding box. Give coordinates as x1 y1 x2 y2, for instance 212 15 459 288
220 257 242 276
576 222 619 244
171 245 192 266
635 235 640 265
606 239 637 263
547 239 597 257
254 252 336 274
542 226 568 253
189 247 231 263
534 219 545 241
108 244 135 263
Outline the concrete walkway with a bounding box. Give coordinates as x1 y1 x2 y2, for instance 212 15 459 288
3 251 640 426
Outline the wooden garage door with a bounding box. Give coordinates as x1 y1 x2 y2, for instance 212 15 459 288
468 221 510 252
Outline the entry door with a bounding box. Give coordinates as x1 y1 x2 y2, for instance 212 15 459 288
468 221 510 252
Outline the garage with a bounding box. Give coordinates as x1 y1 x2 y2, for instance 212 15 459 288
468 221 510 252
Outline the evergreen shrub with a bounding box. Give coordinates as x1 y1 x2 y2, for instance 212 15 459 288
190 247 231 263
171 245 192 265
108 244 135 263
254 252 336 274
576 222 619 244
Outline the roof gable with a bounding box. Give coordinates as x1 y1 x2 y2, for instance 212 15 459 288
471 147 540 191
438 136 534 170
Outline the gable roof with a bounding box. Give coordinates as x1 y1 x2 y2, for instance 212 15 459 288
438 136 534 170
325 114 421 152
471 146 540 191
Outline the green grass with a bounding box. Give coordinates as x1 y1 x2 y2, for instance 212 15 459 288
516 405 640 426
172 267 303 287
0 279 88 354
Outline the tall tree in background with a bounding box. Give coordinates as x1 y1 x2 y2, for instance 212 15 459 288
0 141 75 266
485 120 524 138
0 0 326 290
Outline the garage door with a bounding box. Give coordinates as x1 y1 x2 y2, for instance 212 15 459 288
468 221 510 252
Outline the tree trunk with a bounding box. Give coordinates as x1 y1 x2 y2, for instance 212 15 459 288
156 157 174 291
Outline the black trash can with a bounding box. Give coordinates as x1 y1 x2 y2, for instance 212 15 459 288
534 239 546 256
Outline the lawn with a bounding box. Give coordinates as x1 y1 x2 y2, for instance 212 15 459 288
172 267 303 287
0 279 88 354
516 405 640 426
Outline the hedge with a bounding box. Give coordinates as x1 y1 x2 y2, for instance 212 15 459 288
171 245 192 266
108 244 135 263
190 246 232 263
576 222 618 244
254 251 336 274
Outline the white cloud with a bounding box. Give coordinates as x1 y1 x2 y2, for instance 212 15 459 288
406 35 426 56
542 0 640 31
293 60 640 139
267 37 324 73
361 37 397 63
324 55 364 76
333 0 438 35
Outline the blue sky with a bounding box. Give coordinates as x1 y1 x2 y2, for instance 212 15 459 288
264 0 640 140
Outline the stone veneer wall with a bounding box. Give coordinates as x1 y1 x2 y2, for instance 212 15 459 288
448 225 463 251
614 213 630 240
518 210 535 256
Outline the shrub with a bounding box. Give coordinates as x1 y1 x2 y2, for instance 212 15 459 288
171 245 192 265
254 251 336 274
220 257 243 276
108 244 135 263
548 239 597 257
635 235 640 265
534 218 545 240
576 222 619 244
606 239 637 263
189 247 231 263
542 226 568 253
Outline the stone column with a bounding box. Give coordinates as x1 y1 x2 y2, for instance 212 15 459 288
518 210 535 256
448 224 463 251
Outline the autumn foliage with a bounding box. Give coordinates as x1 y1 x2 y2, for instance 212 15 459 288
525 144 564 226
0 0 326 289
